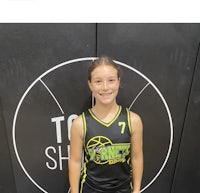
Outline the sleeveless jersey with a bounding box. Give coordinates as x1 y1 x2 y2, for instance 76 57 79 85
80 106 132 192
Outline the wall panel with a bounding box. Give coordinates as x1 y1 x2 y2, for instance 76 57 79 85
0 99 16 193
0 23 96 193
97 23 200 193
171 44 200 193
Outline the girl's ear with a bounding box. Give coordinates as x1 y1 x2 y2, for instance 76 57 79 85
88 80 92 91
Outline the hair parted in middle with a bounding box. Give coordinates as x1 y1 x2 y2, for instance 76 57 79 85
88 56 122 82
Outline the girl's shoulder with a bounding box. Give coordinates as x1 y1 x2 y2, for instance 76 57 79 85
71 114 84 131
127 110 143 133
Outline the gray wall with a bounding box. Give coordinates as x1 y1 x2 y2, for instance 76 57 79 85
0 23 199 193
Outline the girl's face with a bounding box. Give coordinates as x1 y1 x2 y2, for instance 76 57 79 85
88 64 120 105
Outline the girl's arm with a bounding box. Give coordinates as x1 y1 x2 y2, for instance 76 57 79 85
69 115 84 193
130 112 143 193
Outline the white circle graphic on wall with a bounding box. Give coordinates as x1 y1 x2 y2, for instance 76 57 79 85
12 57 173 193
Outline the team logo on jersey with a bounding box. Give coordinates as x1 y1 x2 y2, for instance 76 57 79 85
86 136 130 165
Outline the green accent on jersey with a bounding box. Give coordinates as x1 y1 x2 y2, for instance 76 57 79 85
86 135 130 165
126 108 132 134
118 121 126 134
82 112 87 140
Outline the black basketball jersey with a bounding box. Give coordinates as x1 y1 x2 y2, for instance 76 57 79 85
80 106 132 192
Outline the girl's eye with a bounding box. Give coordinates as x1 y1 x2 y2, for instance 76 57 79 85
95 80 101 84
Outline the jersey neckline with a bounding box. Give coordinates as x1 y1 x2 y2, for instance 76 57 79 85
88 105 122 127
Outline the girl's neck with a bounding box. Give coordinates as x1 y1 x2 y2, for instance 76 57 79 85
91 101 119 121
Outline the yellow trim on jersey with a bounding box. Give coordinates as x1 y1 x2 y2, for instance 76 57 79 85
80 162 87 193
82 112 87 140
88 106 122 127
126 108 132 134
130 180 133 192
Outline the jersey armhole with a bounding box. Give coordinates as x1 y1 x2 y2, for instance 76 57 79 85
126 108 132 135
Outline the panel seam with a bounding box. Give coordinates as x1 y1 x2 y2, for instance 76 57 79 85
170 41 200 193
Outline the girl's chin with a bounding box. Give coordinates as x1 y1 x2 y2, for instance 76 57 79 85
98 97 116 105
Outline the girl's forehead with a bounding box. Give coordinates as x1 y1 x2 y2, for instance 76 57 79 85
92 64 117 74
91 69 118 79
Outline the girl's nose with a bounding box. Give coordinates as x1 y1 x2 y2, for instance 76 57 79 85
102 81 108 90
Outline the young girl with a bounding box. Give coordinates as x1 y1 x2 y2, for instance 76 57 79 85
69 56 143 193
